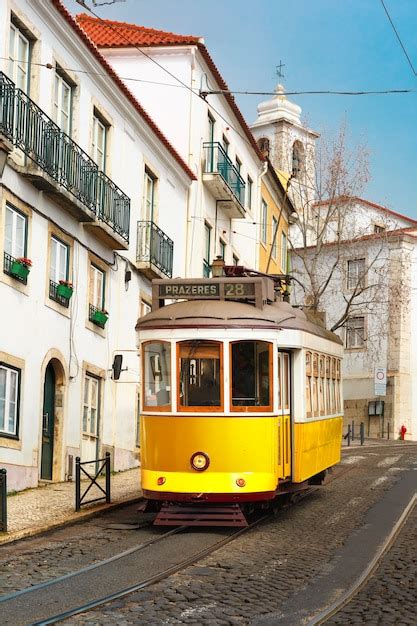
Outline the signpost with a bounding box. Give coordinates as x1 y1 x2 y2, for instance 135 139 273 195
374 367 387 396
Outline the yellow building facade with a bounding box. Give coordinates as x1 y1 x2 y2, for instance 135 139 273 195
258 163 293 275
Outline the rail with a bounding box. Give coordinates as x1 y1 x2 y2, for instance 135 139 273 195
0 71 130 243
75 453 111 511
136 220 173 278
203 142 246 205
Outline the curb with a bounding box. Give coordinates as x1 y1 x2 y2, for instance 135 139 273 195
0 494 144 546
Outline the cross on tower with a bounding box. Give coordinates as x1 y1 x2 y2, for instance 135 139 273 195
276 61 285 79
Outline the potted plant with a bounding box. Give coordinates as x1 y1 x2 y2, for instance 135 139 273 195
57 279 73 300
11 257 32 280
91 307 108 327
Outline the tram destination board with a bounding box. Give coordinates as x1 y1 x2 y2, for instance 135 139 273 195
153 277 272 309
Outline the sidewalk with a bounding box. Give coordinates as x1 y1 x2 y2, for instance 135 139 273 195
0 467 142 545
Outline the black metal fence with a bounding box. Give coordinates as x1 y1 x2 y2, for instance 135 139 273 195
0 469 7 533
75 453 111 511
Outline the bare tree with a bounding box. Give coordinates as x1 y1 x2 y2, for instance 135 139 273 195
288 124 407 339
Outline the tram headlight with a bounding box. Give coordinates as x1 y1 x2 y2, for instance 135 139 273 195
191 451 210 472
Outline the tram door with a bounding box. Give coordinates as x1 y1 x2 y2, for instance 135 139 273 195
277 351 291 479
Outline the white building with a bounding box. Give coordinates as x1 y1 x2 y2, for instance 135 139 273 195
0 0 194 490
251 86 417 441
77 13 265 275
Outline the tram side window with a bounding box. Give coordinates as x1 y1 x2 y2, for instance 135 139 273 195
336 359 341 412
319 355 325 416
330 357 336 413
305 351 312 417
143 342 171 409
312 353 319 416
179 341 222 408
231 341 272 409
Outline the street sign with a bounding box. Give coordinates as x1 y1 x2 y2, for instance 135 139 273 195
374 367 387 396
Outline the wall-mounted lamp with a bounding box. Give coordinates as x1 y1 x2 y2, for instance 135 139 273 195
211 256 225 277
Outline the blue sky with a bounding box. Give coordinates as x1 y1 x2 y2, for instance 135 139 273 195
64 0 417 217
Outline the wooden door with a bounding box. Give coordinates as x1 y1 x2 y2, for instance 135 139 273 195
41 363 55 480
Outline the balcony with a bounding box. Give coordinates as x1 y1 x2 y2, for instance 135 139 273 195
0 71 130 250
136 221 173 279
202 142 246 218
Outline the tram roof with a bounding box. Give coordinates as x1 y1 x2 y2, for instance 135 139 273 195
136 299 342 345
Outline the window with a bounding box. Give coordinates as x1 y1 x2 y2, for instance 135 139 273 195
235 156 242 174
247 176 253 210
203 222 211 277
346 316 365 349
347 258 365 290
219 239 226 260
222 135 229 155
208 113 215 143
281 231 287 273
305 352 312 417
261 199 268 244
233 254 239 266
257 137 270 157
179 341 222 410
92 112 107 171
319 355 325 415
207 114 215 171
140 299 152 318
89 264 105 314
4 203 27 260
9 22 30 92
50 236 69 284
292 141 304 178
374 224 385 234
272 217 278 259
231 341 272 410
277 352 290 412
144 168 157 222
82 374 100 437
143 341 171 410
0 364 20 437
49 236 70 305
53 69 72 135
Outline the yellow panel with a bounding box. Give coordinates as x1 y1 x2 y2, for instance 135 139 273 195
293 417 342 482
141 415 278 494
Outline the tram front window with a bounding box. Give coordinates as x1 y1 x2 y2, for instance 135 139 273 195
143 341 171 409
231 341 272 409
179 341 222 408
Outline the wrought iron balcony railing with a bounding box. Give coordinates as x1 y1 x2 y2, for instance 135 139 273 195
49 280 70 308
203 142 246 206
137 220 173 278
0 71 130 244
3 252 29 284
203 259 211 278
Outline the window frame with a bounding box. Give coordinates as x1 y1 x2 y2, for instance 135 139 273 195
261 199 268 244
346 316 366 349
271 216 278 259
230 340 273 413
53 67 72 135
4 203 28 260
142 340 172 412
50 235 69 284
281 231 287 273
347 258 366 291
247 176 253 210
0 362 21 439
219 238 226 260
82 372 100 438
177 340 224 413
9 21 30 92
89 263 106 311
92 111 107 172
144 167 157 223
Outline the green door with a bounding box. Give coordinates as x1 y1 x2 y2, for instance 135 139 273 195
41 363 55 480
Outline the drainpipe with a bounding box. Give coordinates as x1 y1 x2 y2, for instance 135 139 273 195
185 48 196 278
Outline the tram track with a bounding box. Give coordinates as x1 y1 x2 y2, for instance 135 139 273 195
308 491 417 625
1 489 318 626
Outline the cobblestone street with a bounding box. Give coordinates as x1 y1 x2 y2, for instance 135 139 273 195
54 445 416 626
326 502 417 625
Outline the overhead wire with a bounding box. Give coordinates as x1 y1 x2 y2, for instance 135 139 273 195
380 0 417 77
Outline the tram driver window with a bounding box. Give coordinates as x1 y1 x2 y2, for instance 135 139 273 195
231 341 272 409
178 341 222 408
143 342 171 410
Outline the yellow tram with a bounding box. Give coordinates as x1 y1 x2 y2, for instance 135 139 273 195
136 274 343 524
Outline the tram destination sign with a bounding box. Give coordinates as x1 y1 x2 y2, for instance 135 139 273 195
159 282 255 299
153 277 272 310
